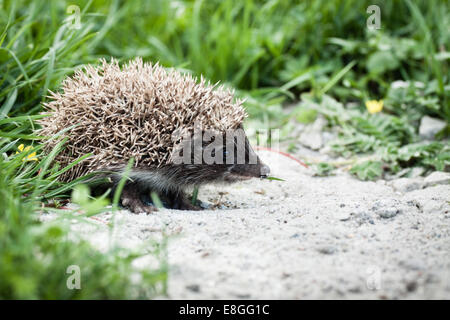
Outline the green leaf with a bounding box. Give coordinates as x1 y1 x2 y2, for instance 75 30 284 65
314 162 336 176
295 108 317 124
0 88 17 119
266 176 285 181
350 161 383 181
367 51 399 74
191 186 199 205
151 192 164 209
72 184 90 205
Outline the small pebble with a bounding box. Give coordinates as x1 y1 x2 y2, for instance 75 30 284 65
317 246 336 255
186 284 201 293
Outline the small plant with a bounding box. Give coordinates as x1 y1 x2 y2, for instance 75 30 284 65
298 94 449 180
314 162 336 177
0 138 168 299
295 108 318 124
350 160 383 181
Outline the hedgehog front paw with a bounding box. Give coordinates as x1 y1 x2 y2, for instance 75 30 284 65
175 194 203 211
179 202 202 211
120 187 158 214
121 193 156 214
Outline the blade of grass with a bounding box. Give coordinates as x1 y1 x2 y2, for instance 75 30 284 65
319 60 356 95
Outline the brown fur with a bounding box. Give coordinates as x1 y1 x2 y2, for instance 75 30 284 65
38 58 269 213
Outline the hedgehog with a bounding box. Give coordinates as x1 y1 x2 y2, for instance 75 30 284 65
38 58 270 213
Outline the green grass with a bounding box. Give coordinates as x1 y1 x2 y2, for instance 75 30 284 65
0 0 449 298
0 135 167 299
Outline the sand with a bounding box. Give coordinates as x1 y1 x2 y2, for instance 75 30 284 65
41 150 450 299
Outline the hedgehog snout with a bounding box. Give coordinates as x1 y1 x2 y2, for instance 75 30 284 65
227 159 270 180
259 164 270 178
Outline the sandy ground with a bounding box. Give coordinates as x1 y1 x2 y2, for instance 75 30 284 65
43 150 450 299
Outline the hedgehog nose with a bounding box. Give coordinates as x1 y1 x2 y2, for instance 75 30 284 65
260 164 270 178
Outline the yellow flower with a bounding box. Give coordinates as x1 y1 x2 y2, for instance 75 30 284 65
16 144 38 161
365 100 383 114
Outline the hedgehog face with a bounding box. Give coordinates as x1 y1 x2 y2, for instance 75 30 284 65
169 128 270 186
221 134 270 182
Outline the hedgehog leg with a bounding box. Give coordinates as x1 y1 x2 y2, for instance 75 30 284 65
171 191 202 211
120 183 156 214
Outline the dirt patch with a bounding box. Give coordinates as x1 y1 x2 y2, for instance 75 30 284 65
42 150 450 299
